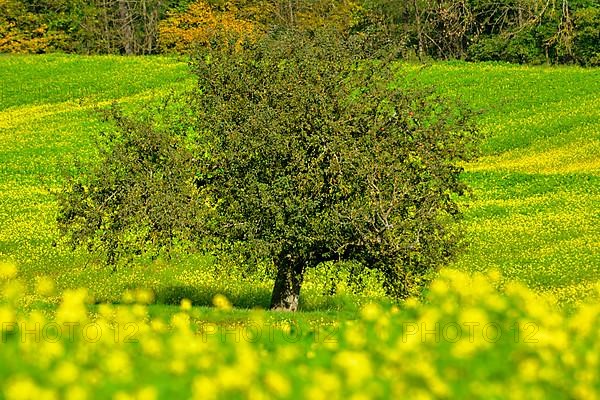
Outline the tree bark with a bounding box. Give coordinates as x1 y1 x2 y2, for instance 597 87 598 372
414 0 424 60
269 254 305 312
118 0 134 55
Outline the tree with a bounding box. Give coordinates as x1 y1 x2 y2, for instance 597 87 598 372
158 0 259 53
58 29 479 311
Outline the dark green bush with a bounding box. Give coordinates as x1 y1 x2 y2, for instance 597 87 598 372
57 105 203 265
58 30 479 310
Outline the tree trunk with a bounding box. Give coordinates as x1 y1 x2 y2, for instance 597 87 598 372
414 0 424 60
269 254 305 312
118 0 134 55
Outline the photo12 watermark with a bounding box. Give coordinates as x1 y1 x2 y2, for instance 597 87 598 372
1 319 540 345
399 321 539 344
1 322 139 344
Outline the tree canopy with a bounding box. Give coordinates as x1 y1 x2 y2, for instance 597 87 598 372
58 29 479 310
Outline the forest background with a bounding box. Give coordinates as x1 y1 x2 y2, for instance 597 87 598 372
1 0 599 65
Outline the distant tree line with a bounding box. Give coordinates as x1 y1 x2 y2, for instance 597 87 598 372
1 0 599 64
366 0 600 65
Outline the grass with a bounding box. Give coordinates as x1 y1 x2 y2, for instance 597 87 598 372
3 55 599 306
410 63 600 306
0 53 389 314
1 54 599 399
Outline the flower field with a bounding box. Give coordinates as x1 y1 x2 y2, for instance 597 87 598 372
1 55 599 398
2 262 600 399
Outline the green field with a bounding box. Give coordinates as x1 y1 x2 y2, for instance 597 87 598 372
1 54 598 306
1 54 600 398
412 62 600 306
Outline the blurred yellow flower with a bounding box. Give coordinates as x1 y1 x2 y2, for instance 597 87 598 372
122 290 135 304
0 261 17 280
213 294 232 311
54 361 79 385
136 386 158 400
180 298 192 311
135 289 155 305
0 305 16 326
104 351 132 379
192 376 217 400
360 303 382 321
56 289 89 324
264 371 291 398
333 351 372 386
4 376 39 400
65 385 88 400
35 276 56 297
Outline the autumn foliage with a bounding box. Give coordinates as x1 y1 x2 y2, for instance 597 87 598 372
158 1 259 53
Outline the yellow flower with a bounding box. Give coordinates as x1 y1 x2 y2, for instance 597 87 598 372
38 342 65 366
56 289 89 324
121 290 135 304
98 304 114 320
0 261 17 280
132 304 148 320
451 339 479 359
264 371 291 398
486 268 502 283
213 294 232 311
4 376 39 400
35 276 55 297
136 386 158 400
170 312 191 332
0 305 16 326
568 304 598 337
192 376 217 400
180 298 192 311
360 303 382 321
169 359 186 375
151 318 168 333
403 297 419 309
65 385 87 400
344 324 367 349
308 370 340 397
141 337 163 357
113 392 134 400
2 280 25 303
519 359 539 382
217 366 249 391
484 295 506 312
429 279 449 296
572 385 597 400
333 351 372 386
276 345 300 363
104 351 131 379
458 307 489 328
135 289 154 305
349 393 373 400
54 362 79 385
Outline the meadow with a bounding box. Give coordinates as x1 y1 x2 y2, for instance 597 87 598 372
0 54 599 398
